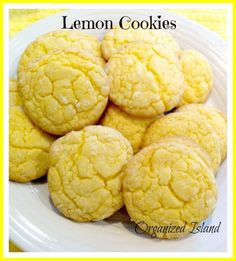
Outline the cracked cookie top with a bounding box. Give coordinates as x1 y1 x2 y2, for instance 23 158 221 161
48 125 133 222
178 49 213 105
9 106 54 182
9 78 22 107
106 42 184 117
18 49 109 135
122 140 217 239
142 111 222 172
102 27 181 60
18 30 105 70
177 104 227 161
101 103 160 153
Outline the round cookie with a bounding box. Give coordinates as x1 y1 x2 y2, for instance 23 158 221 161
18 49 109 135
9 78 22 107
102 27 181 60
142 111 221 172
156 136 212 170
123 141 217 239
179 49 213 105
106 42 185 117
101 103 161 153
48 125 133 222
177 104 227 161
9 106 54 182
18 30 105 70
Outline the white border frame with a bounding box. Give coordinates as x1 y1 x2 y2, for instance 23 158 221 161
3 3 233 258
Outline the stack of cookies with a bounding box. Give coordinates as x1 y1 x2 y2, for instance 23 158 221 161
9 27 227 239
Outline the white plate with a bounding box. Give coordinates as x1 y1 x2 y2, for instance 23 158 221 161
9 9 228 253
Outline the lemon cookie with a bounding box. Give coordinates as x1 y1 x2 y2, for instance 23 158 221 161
18 30 105 70
101 103 161 153
179 49 213 105
106 42 184 117
9 106 54 182
177 104 227 161
9 78 22 107
142 111 221 171
48 125 133 222
102 27 181 60
123 141 217 239
156 136 212 170
18 49 109 135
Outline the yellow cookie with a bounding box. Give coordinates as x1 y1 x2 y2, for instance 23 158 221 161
106 42 185 117
102 27 181 60
142 111 221 172
123 141 217 239
101 103 161 153
9 78 22 107
9 106 54 182
18 49 109 135
156 136 212 170
177 104 227 161
179 50 213 105
48 125 133 222
18 30 105 69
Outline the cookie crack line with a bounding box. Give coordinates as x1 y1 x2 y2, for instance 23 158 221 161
10 144 49 153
